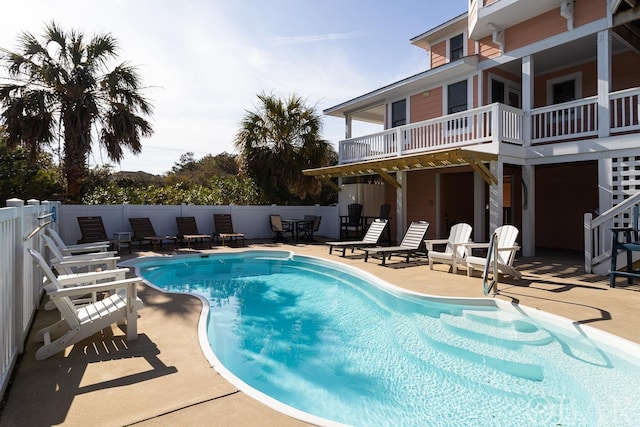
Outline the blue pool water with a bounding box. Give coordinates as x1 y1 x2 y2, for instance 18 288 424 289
125 251 640 426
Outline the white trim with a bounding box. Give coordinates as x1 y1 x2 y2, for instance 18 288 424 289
545 71 582 105
488 72 522 106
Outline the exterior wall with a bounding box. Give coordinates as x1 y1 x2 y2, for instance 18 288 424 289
467 37 477 56
612 51 640 91
431 40 447 68
409 87 443 123
573 0 607 28
406 169 437 239
483 68 520 105
534 60 597 107
439 170 475 239
478 35 501 61
535 161 598 251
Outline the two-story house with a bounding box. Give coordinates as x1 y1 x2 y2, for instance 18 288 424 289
304 0 640 273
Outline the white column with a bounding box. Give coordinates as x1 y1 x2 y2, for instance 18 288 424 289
522 55 534 146
396 171 407 241
489 160 504 232
597 29 611 138
435 173 441 238
345 114 352 139
521 164 535 256
598 156 613 217
6 198 25 354
473 173 486 242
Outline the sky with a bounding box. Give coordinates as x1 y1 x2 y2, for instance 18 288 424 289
0 0 469 175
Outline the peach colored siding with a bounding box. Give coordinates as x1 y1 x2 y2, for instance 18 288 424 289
533 62 596 108
574 0 606 27
406 169 437 239
612 51 640 91
431 41 447 68
467 37 476 56
410 87 443 123
478 35 501 61
506 9 566 52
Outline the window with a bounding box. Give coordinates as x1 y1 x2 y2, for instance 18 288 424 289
447 80 467 114
450 34 464 61
391 99 406 127
552 80 575 104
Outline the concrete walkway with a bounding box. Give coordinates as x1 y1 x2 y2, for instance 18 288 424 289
1 240 639 426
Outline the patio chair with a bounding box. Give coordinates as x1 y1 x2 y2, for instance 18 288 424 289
425 223 473 274
269 214 294 242
327 219 388 257
340 203 364 240
76 216 132 253
213 213 245 246
176 216 212 249
129 217 178 250
28 248 143 360
363 221 430 266
47 228 110 255
42 234 120 276
297 215 322 242
464 225 521 279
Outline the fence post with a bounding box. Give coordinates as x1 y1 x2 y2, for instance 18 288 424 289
6 198 25 354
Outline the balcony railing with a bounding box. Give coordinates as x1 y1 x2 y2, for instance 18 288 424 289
339 88 640 164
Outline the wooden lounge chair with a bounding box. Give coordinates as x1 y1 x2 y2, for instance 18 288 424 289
363 221 430 266
464 225 521 279
425 223 473 273
28 248 143 360
129 217 178 250
213 213 245 246
269 214 294 242
176 216 212 249
76 216 131 253
327 219 388 256
46 228 110 255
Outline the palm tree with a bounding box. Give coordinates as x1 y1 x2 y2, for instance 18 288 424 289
0 21 153 203
234 92 337 204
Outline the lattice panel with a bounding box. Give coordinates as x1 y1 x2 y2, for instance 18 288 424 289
611 156 640 228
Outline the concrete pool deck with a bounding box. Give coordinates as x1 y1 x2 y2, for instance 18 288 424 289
1 239 639 426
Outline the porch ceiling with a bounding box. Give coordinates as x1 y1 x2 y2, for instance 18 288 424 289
303 148 498 188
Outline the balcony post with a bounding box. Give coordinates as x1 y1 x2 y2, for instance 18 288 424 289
396 128 403 157
597 29 611 138
522 55 534 146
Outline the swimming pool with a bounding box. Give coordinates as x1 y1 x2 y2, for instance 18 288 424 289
124 250 640 426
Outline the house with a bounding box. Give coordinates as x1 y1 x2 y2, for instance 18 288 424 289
304 0 640 272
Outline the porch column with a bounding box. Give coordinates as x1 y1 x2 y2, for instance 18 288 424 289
598 156 613 223
489 160 504 233
522 55 534 146
521 164 535 256
597 29 611 138
396 171 407 242
435 173 441 238
473 172 486 242
345 114 352 139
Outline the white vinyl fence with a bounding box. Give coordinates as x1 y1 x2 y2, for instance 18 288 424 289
0 199 338 398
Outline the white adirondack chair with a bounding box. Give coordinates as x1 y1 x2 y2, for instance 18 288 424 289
46 228 110 255
42 234 119 276
464 225 521 279
28 248 143 360
425 223 473 273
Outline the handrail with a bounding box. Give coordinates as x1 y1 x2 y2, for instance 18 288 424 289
483 232 499 295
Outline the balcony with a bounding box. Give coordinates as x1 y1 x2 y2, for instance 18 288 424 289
468 0 561 40
338 88 640 164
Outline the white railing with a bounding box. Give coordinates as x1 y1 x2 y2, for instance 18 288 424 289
531 96 598 143
610 87 640 133
340 104 515 163
0 199 54 398
584 192 640 273
339 89 640 164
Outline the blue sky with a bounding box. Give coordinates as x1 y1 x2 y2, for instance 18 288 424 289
0 0 469 175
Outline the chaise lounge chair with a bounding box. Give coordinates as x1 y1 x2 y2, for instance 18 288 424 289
129 217 178 250
363 221 430 266
464 224 521 279
28 248 143 360
76 216 132 253
176 216 212 249
425 222 473 274
327 219 388 256
213 213 245 246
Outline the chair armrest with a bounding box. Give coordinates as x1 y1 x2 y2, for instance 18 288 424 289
56 268 130 286
424 239 449 251
47 277 142 297
497 245 520 252
52 256 120 269
60 251 119 260
462 242 490 249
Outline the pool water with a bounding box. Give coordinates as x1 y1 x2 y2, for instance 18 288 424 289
128 251 640 427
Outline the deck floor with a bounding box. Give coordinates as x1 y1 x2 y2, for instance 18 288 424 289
1 240 639 426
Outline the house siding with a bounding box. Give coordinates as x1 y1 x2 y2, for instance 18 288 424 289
506 9 567 52
407 169 437 240
410 87 443 123
478 35 501 61
431 41 447 68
